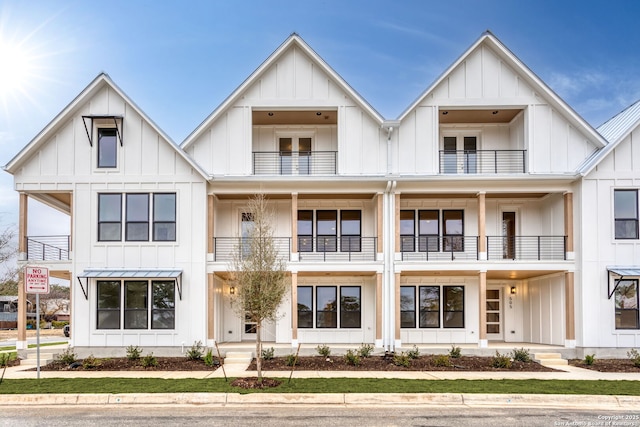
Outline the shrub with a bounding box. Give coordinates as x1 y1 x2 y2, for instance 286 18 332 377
433 354 452 367
491 351 512 369
511 347 532 363
261 347 275 360
449 345 462 359
126 345 142 361
285 354 298 366
584 354 596 366
344 349 361 366
316 344 331 358
627 349 640 367
186 341 204 361
203 349 217 367
406 345 420 359
393 352 411 368
56 348 77 365
51 321 68 329
82 354 100 369
358 343 374 358
0 352 16 367
142 353 158 368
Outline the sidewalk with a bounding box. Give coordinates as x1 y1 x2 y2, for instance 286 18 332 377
2 357 640 409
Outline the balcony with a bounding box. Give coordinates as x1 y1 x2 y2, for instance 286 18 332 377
297 237 377 262
439 150 526 174
486 236 566 261
400 236 479 261
213 237 291 262
25 236 70 261
253 151 337 175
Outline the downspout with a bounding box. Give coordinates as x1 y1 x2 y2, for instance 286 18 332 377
383 179 397 351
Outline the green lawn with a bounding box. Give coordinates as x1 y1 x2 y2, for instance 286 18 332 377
0 378 638 395
0 342 67 352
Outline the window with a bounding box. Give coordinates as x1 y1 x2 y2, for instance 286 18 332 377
98 194 122 241
615 280 639 329
400 285 464 329
97 128 117 168
98 192 176 242
419 286 440 328
317 210 337 252
316 286 337 328
300 285 361 329
400 211 415 252
297 286 313 328
96 280 176 330
443 286 465 328
400 286 416 328
126 194 149 241
154 194 176 241
443 210 464 252
97 281 121 329
340 286 361 328
419 210 439 252
614 190 639 239
298 211 313 252
340 210 361 252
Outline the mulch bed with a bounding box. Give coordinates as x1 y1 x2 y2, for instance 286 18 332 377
33 357 220 371
568 359 640 373
250 355 558 372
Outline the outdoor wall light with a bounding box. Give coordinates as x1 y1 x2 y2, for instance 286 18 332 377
268 112 274 116
510 286 517 295
230 286 236 295
316 111 322 115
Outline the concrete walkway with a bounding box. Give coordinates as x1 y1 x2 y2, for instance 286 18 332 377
2 351 640 409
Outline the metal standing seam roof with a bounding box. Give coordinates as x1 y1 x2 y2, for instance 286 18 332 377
78 269 182 278
607 266 640 277
597 99 640 143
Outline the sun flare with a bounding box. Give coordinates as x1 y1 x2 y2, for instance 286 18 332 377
0 39 34 96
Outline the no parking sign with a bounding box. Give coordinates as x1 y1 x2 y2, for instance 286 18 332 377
25 266 50 294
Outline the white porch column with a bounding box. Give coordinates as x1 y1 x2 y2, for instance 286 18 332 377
478 270 488 348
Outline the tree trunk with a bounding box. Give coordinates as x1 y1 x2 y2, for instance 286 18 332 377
256 322 262 383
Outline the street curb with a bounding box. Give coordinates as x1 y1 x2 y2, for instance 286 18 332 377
1 393 639 408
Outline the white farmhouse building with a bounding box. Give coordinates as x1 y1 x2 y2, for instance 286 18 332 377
4 32 639 357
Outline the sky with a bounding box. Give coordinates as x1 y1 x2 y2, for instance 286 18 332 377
1 0 640 238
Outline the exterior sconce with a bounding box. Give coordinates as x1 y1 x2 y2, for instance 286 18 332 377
230 286 236 295
510 286 517 295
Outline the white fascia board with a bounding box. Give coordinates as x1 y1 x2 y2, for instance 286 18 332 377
579 116 640 177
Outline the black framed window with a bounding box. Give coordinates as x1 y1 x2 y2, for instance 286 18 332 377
419 286 440 328
297 286 313 328
316 286 337 328
340 210 361 252
419 210 439 252
615 279 639 329
614 190 639 239
153 193 176 241
443 286 465 328
400 211 415 252
317 210 337 252
340 286 361 328
98 194 122 241
124 281 148 329
297 210 313 252
97 128 117 168
443 210 464 252
152 281 175 329
126 194 149 241
97 281 121 329
400 286 416 328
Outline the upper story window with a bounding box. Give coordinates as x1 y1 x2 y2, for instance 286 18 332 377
400 210 459 252
97 128 118 168
614 189 639 239
297 209 362 253
98 192 176 242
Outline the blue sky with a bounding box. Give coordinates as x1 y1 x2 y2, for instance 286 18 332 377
1 0 640 234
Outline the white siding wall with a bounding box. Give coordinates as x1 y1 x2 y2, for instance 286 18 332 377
524 274 565 345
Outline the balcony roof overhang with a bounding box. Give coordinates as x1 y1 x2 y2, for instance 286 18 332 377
607 266 640 299
77 269 182 300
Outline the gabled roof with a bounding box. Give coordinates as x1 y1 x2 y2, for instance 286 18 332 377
3 73 209 180
398 31 608 151
181 33 384 150
578 99 640 175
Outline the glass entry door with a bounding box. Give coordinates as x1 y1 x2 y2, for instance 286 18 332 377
442 135 477 173
279 136 311 175
486 289 503 340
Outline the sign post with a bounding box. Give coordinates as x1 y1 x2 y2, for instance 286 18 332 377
25 266 50 379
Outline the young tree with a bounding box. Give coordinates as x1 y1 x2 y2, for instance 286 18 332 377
229 194 288 383
0 225 18 285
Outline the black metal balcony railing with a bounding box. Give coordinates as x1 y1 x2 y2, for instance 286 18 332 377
213 237 292 262
297 237 377 262
486 236 566 261
439 150 526 174
25 236 70 261
400 236 479 261
253 151 338 175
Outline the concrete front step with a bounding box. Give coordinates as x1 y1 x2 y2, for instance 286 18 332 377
224 351 253 365
20 352 55 366
533 352 569 366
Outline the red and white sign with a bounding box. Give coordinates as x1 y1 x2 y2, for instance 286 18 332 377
25 266 50 294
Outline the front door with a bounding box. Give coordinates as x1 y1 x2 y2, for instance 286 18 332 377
486 288 503 341
279 136 311 175
502 212 516 259
442 135 477 173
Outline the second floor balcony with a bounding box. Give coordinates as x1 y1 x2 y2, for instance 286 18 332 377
439 149 526 174
25 236 70 261
253 151 337 175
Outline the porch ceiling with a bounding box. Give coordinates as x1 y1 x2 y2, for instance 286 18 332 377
439 108 521 124
253 110 337 125
402 270 563 280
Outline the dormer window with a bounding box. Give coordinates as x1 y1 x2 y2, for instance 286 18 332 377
82 115 123 169
98 128 118 168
